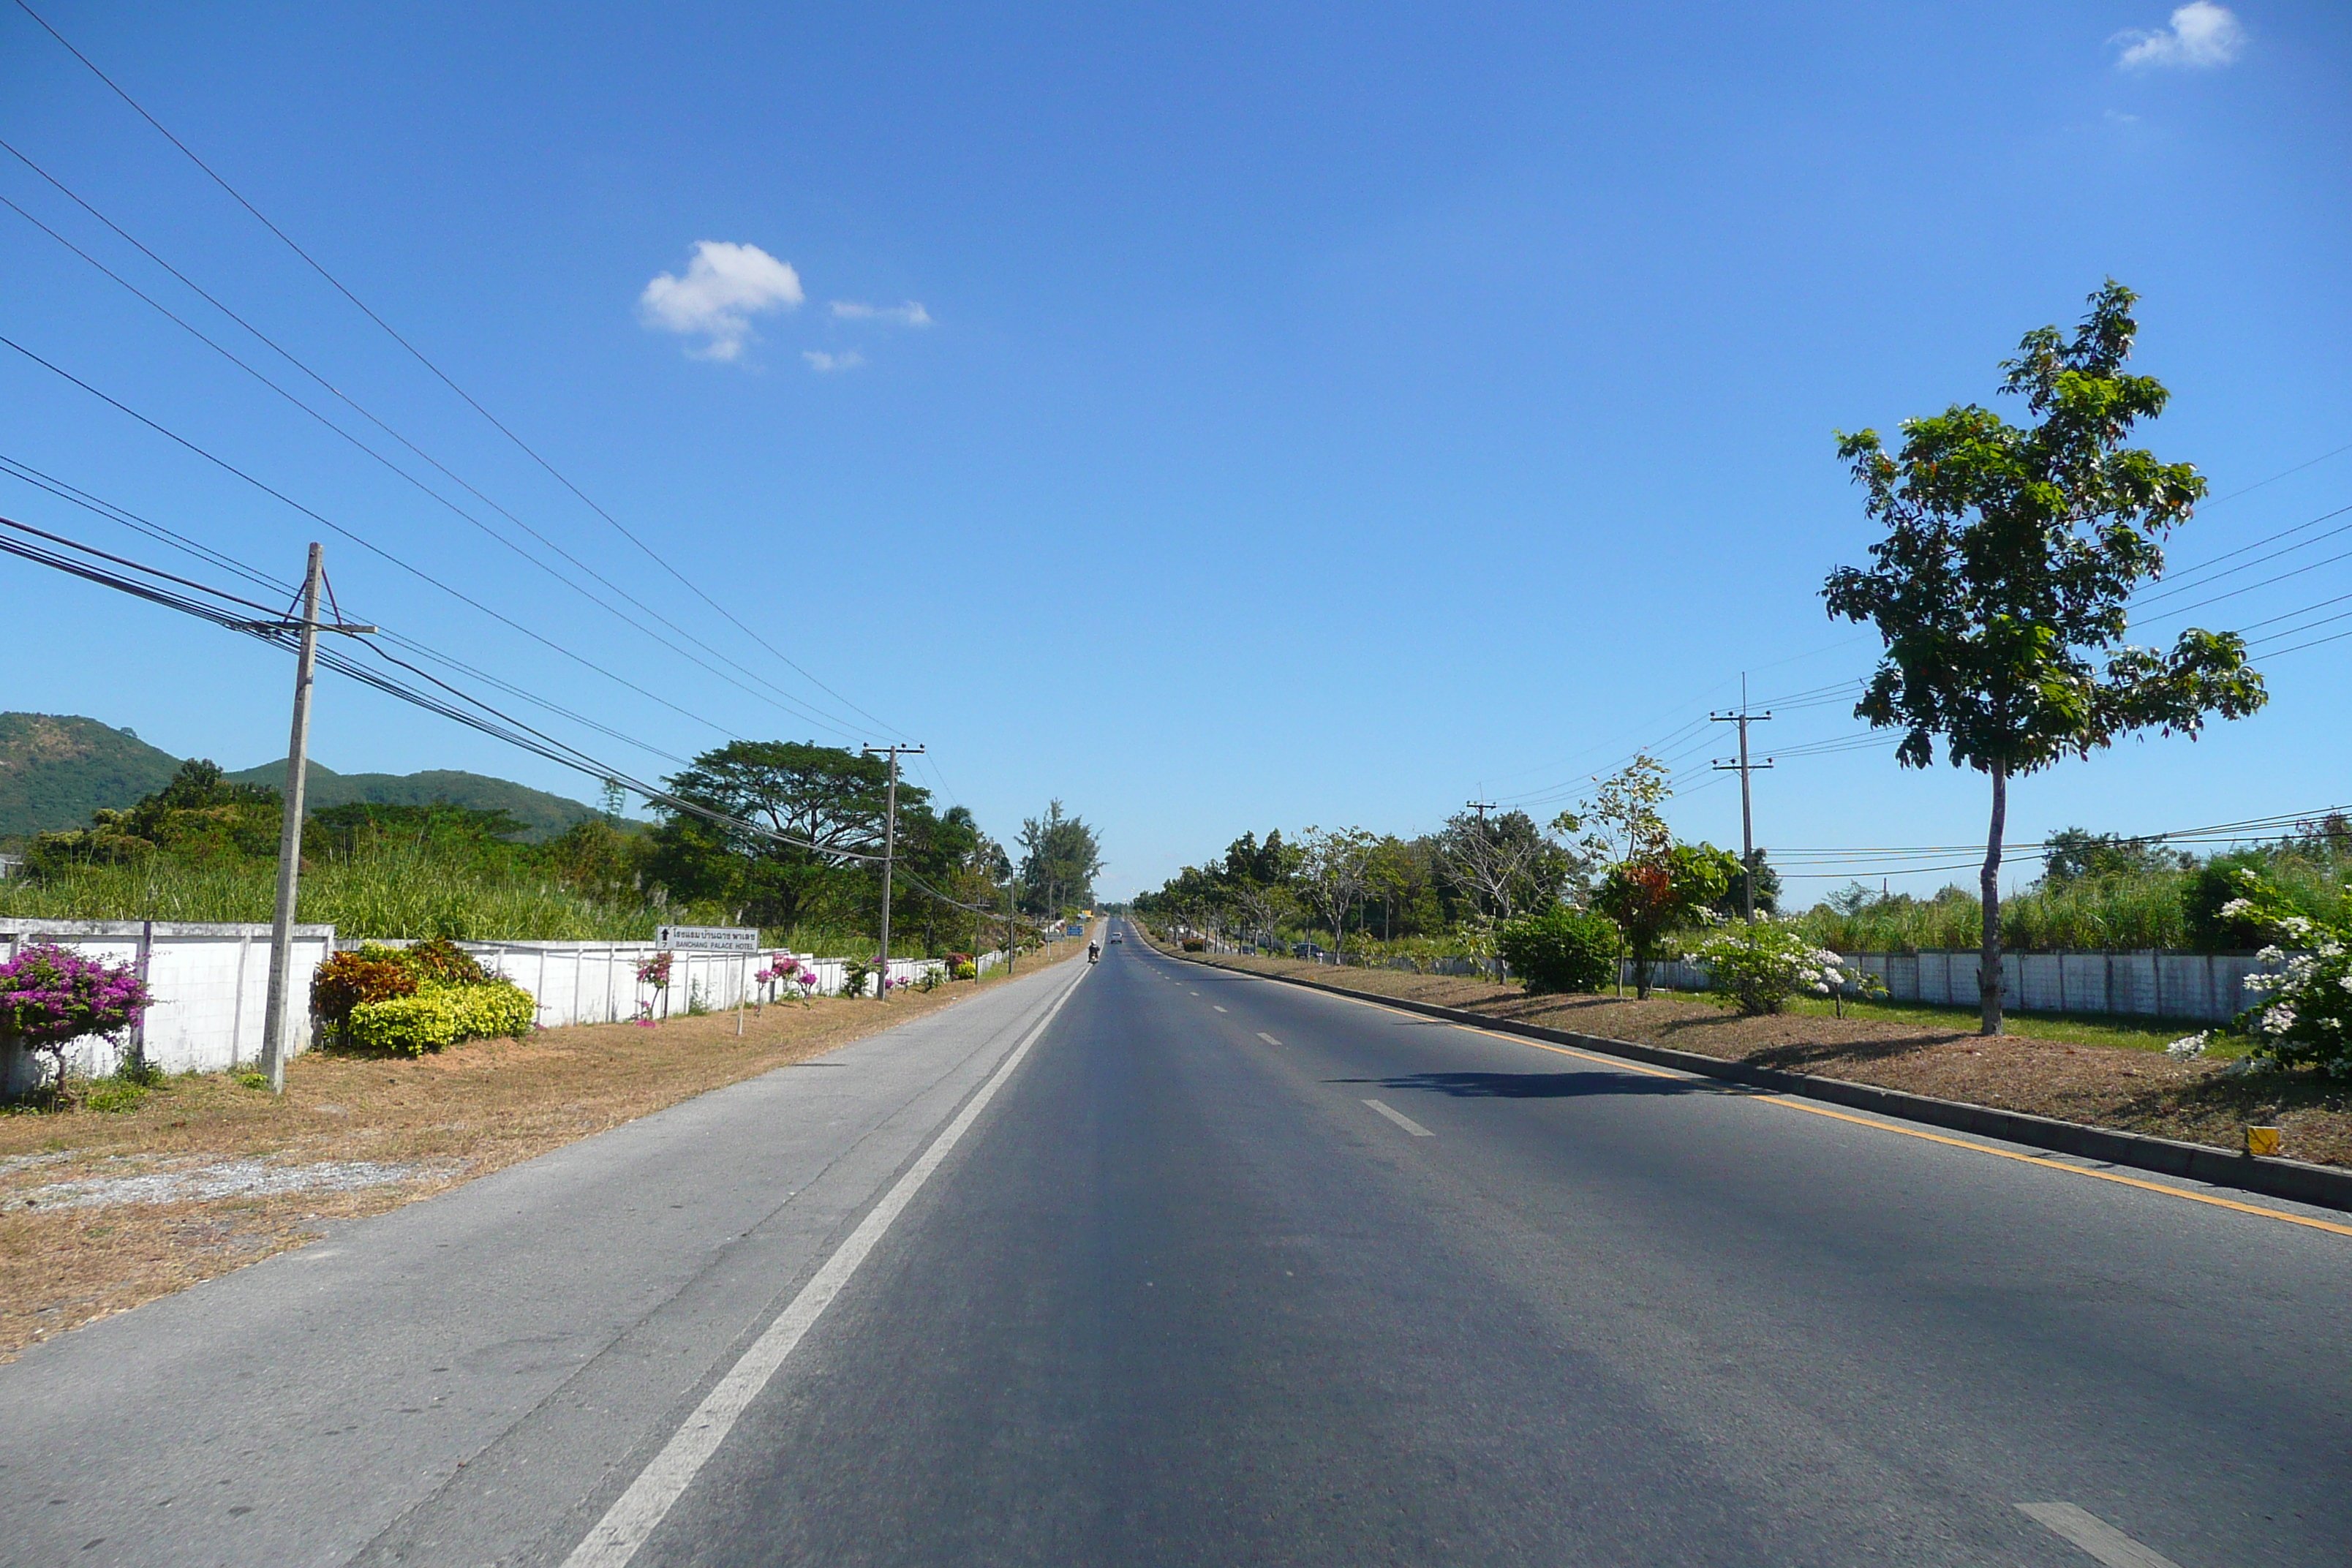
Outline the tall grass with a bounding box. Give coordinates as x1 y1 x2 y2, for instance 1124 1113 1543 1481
0 845 704 942
1795 853 2351 953
0 845 998 955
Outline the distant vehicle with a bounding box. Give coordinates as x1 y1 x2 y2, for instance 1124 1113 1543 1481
1109 935 1123 944
1292 941 1327 960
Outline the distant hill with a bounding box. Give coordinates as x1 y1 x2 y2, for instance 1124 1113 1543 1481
0 712 602 843
0 715 183 840
222 761 600 841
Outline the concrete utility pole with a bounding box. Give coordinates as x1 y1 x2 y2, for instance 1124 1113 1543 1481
862 744 924 999
1710 674 1774 922
258 544 373 1092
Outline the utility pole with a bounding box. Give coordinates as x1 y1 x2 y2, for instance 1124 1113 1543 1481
259 543 374 1092
1710 674 1774 922
862 745 924 1000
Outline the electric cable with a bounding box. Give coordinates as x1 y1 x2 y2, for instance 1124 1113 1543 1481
0 180 871 742
0 331 759 746
8 0 908 744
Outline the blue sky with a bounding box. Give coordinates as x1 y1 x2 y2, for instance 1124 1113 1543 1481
1 1 2345 903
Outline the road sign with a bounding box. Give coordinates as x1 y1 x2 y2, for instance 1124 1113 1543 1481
655 924 759 954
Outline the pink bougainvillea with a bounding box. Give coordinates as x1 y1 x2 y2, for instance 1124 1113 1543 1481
1 942 154 1085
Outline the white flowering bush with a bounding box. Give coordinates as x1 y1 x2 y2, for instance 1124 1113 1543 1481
2219 914 2352 1075
1693 921 1874 1017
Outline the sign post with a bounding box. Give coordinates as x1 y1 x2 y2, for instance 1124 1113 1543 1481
655 927 760 1034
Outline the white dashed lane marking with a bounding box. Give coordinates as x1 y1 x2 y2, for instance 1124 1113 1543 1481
1362 1099 1435 1138
2016 1503 2182 1568
1256 1033 1281 1046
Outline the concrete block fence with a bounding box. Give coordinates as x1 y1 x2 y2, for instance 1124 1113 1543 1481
1 919 335 1090
1239 934 2264 1024
1 921 1033 1086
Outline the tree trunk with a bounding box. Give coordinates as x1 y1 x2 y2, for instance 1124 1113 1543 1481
1979 764 2007 1037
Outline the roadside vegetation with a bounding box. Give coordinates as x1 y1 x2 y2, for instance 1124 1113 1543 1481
1138 284 2351 1090
1 749 1105 957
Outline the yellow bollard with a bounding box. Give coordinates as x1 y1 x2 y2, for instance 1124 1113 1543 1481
2244 1126 2283 1158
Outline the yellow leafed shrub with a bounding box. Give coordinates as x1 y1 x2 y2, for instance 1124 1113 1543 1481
346 981 537 1055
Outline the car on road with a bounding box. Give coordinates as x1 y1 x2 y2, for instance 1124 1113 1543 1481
1292 941 1327 960
1109 935 1123 944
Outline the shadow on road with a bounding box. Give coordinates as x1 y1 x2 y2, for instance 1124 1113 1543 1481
1326 1071 1708 1100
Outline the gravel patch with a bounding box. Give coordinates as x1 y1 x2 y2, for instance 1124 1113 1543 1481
5 1158 450 1212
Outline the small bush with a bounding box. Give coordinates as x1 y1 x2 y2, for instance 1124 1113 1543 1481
346 980 536 1055
312 951 419 1030
82 1074 149 1113
1497 905 1617 995
1181 938 1205 952
953 962 977 981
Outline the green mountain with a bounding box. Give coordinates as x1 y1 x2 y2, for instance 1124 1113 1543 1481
0 715 183 840
0 713 600 843
222 761 600 841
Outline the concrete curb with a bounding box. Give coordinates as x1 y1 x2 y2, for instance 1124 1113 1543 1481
1166 947 2352 1216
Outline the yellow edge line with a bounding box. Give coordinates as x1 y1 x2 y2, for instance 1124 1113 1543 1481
1238 966 2352 1240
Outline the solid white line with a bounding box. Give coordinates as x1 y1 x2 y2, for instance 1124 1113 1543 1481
1362 1098 1435 1137
1256 1032 1281 1046
560 962 1092 1568
2016 1503 2182 1568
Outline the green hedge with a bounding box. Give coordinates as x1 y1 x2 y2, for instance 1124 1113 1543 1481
347 980 537 1055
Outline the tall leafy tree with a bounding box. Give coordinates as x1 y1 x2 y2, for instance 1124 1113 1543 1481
1018 799 1105 914
1823 282 2264 1034
649 741 913 930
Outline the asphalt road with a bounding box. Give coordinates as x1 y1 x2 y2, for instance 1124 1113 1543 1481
7 925 2349 1567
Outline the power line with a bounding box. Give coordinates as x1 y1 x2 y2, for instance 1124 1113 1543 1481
9 0 906 745
0 331 766 748
0 173 874 744
0 510 1030 924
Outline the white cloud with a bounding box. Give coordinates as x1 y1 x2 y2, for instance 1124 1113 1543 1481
639 241 804 361
802 349 864 373
2115 3 2244 69
829 300 933 327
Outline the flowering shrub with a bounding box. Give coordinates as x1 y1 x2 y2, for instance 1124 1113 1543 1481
1692 922 1858 1016
2215 915 2352 1075
636 951 674 991
346 981 536 1055
953 962 978 981
0 942 154 1086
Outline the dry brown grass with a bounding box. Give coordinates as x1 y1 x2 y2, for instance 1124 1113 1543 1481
1182 950 2352 1171
0 939 1088 1357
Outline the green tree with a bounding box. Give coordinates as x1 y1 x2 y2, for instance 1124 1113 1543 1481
1295 825 1375 958
1592 843 1738 999
1018 799 1105 915
1823 282 2264 1035
648 741 910 931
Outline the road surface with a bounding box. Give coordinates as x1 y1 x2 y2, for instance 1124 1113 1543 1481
4 924 2346 1567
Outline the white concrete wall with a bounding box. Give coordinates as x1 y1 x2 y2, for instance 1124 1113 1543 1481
0 924 1039 1088
1844 949 2264 1023
1 919 334 1089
